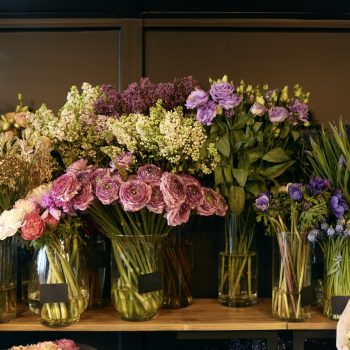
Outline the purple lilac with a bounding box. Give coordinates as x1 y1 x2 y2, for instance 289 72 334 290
288 183 303 202
307 178 330 196
330 189 348 219
94 84 122 117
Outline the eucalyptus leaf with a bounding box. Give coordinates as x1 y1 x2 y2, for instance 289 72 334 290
262 148 290 163
216 134 231 158
232 168 248 187
261 160 295 179
229 186 245 215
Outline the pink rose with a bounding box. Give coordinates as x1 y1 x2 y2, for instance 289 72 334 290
167 203 191 226
21 213 45 240
71 181 94 211
51 173 81 202
146 182 165 214
137 164 162 182
119 180 152 212
196 188 219 216
160 172 186 209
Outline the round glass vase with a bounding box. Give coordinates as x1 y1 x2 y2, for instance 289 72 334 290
272 231 311 322
0 236 17 323
162 236 193 308
110 234 165 321
218 251 258 307
28 237 88 327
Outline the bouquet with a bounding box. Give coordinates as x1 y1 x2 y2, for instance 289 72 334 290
186 75 311 305
9 339 79 350
256 178 333 321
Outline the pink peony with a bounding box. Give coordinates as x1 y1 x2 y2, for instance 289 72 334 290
119 180 152 212
95 174 122 205
167 203 191 226
196 188 219 216
71 181 94 211
21 213 45 240
51 173 81 202
146 182 165 214
160 172 186 209
55 339 80 350
215 193 228 217
137 164 163 182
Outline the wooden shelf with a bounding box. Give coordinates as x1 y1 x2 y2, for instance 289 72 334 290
0 299 336 332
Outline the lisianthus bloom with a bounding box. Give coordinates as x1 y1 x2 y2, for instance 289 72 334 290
119 179 152 212
185 89 209 109
268 106 288 123
160 172 186 209
215 193 228 217
255 192 270 212
21 213 45 241
196 100 217 126
289 99 309 123
288 183 303 202
209 82 241 110
250 102 267 116
307 177 330 196
330 189 348 219
181 174 203 208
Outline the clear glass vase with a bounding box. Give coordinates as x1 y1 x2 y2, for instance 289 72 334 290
272 231 311 322
0 236 17 323
28 236 88 327
110 234 165 321
218 211 258 307
162 233 193 308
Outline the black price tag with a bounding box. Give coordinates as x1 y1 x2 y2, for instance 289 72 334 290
331 296 350 316
87 250 109 270
300 285 316 307
138 271 162 294
311 262 324 280
40 283 68 303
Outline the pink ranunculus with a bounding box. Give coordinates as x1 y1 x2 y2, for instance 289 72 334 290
51 173 81 202
71 181 94 211
137 164 163 182
146 182 165 214
167 203 191 226
119 180 152 212
196 188 219 216
181 174 201 186
55 338 80 350
185 182 204 209
21 213 45 241
66 159 90 174
215 193 228 217
110 152 134 169
95 174 122 205
160 172 186 209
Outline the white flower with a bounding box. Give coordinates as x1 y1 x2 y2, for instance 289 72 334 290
0 208 25 240
14 199 38 217
27 183 52 206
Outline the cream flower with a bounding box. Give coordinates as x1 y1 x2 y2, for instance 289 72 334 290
0 208 25 240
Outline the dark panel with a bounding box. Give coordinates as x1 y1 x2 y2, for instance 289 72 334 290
144 29 350 124
0 30 120 113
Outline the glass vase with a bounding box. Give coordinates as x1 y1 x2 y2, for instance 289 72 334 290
162 232 193 308
272 231 311 322
28 236 88 327
110 234 165 321
218 211 258 307
0 236 17 323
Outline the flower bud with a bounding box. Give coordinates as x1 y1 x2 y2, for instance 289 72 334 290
5 112 15 124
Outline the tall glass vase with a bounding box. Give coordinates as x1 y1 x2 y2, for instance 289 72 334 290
0 236 17 323
28 236 88 327
110 234 165 321
218 211 258 307
272 231 311 322
162 230 193 308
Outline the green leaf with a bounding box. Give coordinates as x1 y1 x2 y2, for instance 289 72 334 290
216 134 231 158
261 160 295 179
232 168 248 187
247 148 263 163
214 166 224 185
252 121 263 133
229 186 245 215
210 123 220 134
246 181 266 196
223 166 233 183
232 113 251 130
292 130 300 141
262 148 290 163
279 122 290 139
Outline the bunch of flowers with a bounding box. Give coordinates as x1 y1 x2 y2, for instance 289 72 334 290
256 178 335 321
9 338 80 350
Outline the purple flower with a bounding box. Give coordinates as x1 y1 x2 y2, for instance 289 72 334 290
330 189 348 219
288 183 303 202
51 173 81 202
94 84 122 117
185 90 209 109
166 203 191 226
268 106 288 123
160 172 186 209
307 178 330 196
289 100 309 123
255 192 270 212
209 82 241 110
71 181 94 211
146 182 165 214
196 100 217 126
196 188 218 216
137 164 163 183
119 180 152 212
95 174 122 205
250 103 267 116
110 152 134 170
